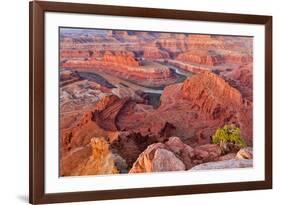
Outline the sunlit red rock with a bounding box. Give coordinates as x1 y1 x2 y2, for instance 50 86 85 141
60 138 118 176
129 137 226 173
103 51 140 67
176 50 224 66
223 63 253 101
155 37 189 54
93 95 131 131
60 111 115 157
129 143 186 173
143 47 170 59
115 71 252 146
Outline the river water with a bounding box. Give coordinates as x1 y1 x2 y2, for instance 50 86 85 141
71 62 193 95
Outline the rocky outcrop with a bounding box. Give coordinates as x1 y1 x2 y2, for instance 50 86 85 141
115 71 252 146
110 132 161 168
190 159 253 170
60 110 119 158
103 51 140 67
155 37 189 54
186 35 252 52
60 49 91 59
223 52 253 64
152 149 186 171
129 136 223 173
93 95 131 131
186 35 224 50
143 47 170 59
59 69 115 114
236 147 253 159
181 71 243 116
60 70 81 87
165 137 194 169
129 143 186 173
192 144 222 165
218 153 236 161
176 50 224 66
128 134 253 173
223 63 253 101
60 138 118 176
180 71 252 144
109 124 177 168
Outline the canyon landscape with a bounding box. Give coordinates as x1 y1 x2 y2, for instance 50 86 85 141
59 28 253 176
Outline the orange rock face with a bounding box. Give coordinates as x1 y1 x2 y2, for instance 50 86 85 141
155 37 189 54
93 95 131 131
143 47 170 59
176 50 225 66
60 111 112 156
181 71 244 116
223 63 253 101
60 138 119 176
103 51 140 67
114 72 252 145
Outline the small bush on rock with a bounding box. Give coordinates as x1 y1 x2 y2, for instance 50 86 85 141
212 124 246 152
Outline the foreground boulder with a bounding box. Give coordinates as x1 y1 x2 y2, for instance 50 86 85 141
236 147 253 159
218 153 236 161
129 137 193 173
192 144 222 164
165 137 194 169
129 143 185 173
129 136 227 173
60 138 119 176
190 159 253 171
152 148 186 172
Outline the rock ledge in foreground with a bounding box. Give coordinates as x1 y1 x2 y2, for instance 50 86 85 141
190 159 253 171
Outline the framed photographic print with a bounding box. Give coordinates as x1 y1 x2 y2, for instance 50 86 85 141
29 1 272 204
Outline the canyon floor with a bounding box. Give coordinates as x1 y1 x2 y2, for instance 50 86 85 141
59 28 253 176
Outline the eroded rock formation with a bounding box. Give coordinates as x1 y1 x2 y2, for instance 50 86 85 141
60 138 118 176
114 71 252 146
103 51 140 67
176 50 224 66
129 136 250 173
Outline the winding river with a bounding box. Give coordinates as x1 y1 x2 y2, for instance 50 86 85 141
72 61 193 96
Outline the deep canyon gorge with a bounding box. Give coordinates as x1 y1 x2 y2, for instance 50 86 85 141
59 28 253 176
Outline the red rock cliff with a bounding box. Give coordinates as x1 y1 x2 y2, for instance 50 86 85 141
103 51 140 67
114 71 253 146
176 50 224 66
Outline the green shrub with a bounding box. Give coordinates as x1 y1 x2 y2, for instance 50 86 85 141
212 124 247 148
